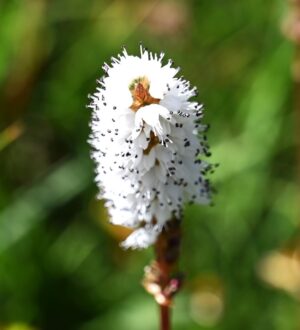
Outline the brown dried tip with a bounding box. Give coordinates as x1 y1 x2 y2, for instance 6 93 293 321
129 77 160 112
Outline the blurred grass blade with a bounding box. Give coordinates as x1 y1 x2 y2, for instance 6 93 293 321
0 158 91 253
213 42 292 181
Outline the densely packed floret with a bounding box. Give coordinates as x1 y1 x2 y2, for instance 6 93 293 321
88 46 212 249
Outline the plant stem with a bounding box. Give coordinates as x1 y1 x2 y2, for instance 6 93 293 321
160 304 171 330
143 218 183 330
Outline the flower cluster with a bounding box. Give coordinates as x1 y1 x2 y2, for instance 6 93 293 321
89 46 212 249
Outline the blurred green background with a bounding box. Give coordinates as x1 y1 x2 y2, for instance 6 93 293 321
0 0 299 329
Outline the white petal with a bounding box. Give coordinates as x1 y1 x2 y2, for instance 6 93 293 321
121 226 160 249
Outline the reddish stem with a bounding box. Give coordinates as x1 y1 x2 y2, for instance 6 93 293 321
160 304 171 330
143 218 183 330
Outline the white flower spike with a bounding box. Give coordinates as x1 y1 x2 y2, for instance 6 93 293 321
89 46 212 249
